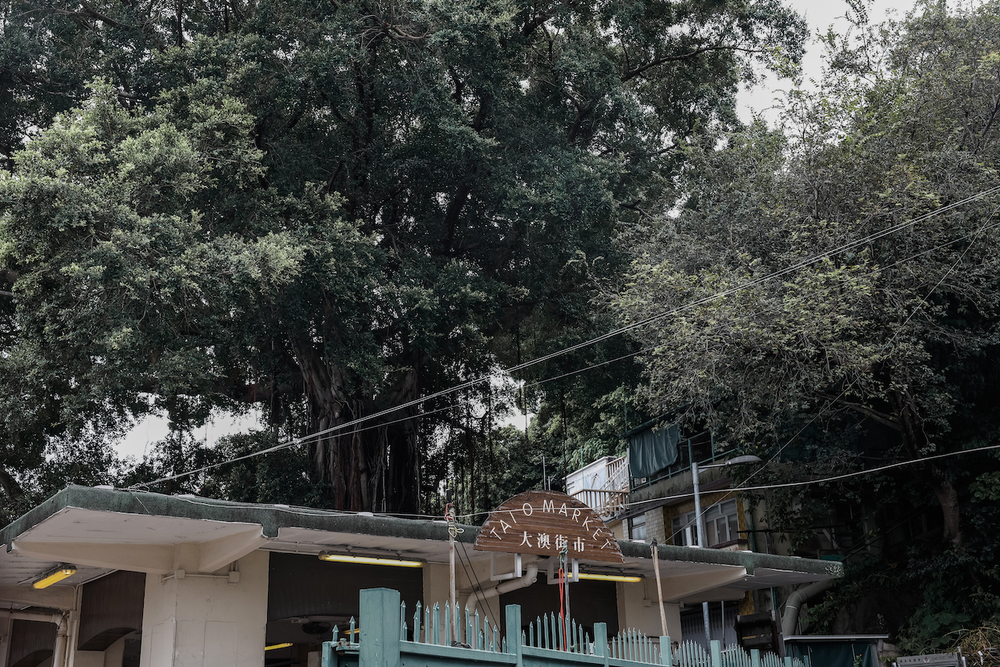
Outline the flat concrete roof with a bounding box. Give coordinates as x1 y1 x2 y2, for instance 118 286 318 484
0 486 841 609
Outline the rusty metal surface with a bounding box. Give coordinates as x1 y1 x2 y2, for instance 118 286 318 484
473 490 624 563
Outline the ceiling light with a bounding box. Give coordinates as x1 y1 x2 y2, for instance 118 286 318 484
578 573 642 583
318 552 423 568
32 565 77 589
265 643 293 651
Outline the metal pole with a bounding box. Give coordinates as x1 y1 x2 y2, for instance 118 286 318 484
449 529 457 642
651 541 668 636
446 500 458 645
692 461 711 646
564 567 571 648
720 601 726 647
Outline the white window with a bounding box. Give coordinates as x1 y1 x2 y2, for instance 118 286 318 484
671 499 740 547
629 513 647 541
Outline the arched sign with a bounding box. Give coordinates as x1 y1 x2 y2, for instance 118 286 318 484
474 490 624 563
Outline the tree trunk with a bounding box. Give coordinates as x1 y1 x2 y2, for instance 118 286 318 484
293 340 367 509
0 461 24 499
895 390 962 546
929 474 962 545
292 339 422 513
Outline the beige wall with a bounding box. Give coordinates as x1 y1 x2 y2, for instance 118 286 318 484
71 633 127 667
424 554 504 623
616 579 682 642
73 651 104 667
104 636 126 667
139 550 269 667
645 508 665 543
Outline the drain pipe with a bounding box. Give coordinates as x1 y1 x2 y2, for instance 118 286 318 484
1 610 69 666
465 564 539 615
781 580 834 637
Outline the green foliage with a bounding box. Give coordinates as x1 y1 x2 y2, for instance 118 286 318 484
0 0 807 511
613 0 1000 647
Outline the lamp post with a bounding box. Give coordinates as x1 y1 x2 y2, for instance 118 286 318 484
691 455 763 646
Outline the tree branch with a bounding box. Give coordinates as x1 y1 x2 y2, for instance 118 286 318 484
818 393 903 431
622 45 766 82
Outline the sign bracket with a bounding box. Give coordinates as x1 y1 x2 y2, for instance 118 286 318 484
547 557 578 584
490 552 523 582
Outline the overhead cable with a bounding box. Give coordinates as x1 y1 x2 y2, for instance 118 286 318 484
128 185 1000 491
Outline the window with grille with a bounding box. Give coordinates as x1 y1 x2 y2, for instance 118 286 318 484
671 499 740 547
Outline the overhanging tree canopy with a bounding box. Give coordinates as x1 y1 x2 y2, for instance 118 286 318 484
615 0 1000 549
0 0 806 512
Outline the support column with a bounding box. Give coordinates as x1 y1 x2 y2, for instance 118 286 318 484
0 611 10 667
139 551 269 667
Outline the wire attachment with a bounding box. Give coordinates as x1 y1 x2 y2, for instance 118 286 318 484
444 503 464 538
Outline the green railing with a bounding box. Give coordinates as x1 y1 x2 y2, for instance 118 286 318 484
321 589 808 667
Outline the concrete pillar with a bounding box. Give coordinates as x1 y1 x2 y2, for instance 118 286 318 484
73 652 104 667
103 636 125 667
0 611 10 667
139 551 269 667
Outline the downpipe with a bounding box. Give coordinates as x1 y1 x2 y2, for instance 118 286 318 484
0 610 69 667
465 564 539 615
781 580 834 637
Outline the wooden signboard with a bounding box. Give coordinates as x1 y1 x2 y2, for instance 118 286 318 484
474 490 624 563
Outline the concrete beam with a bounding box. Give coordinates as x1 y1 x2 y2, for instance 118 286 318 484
12 541 174 574
662 567 748 602
0 584 75 610
197 529 269 573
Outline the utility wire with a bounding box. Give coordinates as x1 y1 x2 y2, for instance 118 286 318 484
129 404 456 489
127 185 1000 492
643 442 1000 515
663 204 1000 544
454 441 1000 523
504 185 1000 374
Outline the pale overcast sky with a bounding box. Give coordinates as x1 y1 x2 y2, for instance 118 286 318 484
738 0 917 123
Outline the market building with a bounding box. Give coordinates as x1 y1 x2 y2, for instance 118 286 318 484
0 485 841 667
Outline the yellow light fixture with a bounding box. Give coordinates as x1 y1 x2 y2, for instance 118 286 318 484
32 565 77 589
577 573 642 583
265 643 294 651
318 552 423 568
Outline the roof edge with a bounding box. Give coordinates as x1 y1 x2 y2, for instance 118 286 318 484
619 539 844 578
1 485 476 549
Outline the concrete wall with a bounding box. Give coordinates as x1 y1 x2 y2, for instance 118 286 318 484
71 634 126 667
616 580 682 642
73 650 105 667
139 550 268 667
104 636 126 667
425 552 524 629
645 508 665 543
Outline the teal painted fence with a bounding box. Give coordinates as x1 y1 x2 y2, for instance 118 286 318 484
322 589 807 667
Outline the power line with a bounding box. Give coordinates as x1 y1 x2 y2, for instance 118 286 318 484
662 206 1000 544
129 404 457 489
504 185 1000 375
652 441 1000 514
127 185 1000 491
525 214 1000 390
455 441 1000 523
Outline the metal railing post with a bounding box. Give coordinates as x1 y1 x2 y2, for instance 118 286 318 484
594 623 609 667
361 588 401 667
710 640 723 667
506 604 523 667
660 636 672 666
